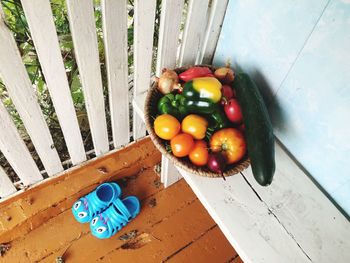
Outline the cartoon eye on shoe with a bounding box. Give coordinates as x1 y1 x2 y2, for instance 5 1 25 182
91 217 98 226
72 182 122 224
78 212 87 218
96 226 107 234
73 201 81 210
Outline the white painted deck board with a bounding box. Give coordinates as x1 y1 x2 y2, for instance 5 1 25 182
179 141 350 263
178 167 310 263
133 0 157 140
0 101 43 186
242 143 350 263
66 0 109 156
101 0 130 148
0 166 16 198
21 0 86 165
0 7 63 176
179 0 210 66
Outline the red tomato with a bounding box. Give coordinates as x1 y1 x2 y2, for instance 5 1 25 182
224 98 243 123
221 85 235 100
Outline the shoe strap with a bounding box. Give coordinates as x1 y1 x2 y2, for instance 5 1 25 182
83 188 115 217
113 198 131 221
103 206 128 229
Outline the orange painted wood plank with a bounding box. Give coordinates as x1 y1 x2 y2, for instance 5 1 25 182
97 200 216 263
166 226 237 263
0 137 160 242
2 178 197 262
0 164 162 244
232 256 244 263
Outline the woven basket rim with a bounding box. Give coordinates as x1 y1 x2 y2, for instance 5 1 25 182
144 64 250 178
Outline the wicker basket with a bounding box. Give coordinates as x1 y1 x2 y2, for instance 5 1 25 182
144 65 250 178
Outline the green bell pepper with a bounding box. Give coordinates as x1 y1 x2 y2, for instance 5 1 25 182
183 98 217 114
157 93 188 119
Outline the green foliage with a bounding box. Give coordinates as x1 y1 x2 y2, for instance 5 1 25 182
0 0 143 130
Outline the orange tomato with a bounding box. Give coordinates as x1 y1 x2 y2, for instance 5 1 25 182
189 140 209 166
170 133 194 157
181 114 208 140
154 114 180 140
209 128 246 164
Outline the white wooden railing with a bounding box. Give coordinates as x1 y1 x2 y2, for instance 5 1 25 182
0 0 229 198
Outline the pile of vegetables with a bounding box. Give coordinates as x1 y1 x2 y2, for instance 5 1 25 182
153 66 275 186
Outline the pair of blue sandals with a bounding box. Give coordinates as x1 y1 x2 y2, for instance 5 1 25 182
72 182 140 239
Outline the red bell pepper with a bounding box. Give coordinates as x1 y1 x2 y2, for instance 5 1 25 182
179 67 213 82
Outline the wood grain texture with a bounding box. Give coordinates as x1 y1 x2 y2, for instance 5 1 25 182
101 0 130 148
21 0 86 165
178 141 350 263
242 141 350 263
0 137 159 243
178 165 310 263
0 166 16 198
133 0 157 140
66 0 109 156
0 7 63 176
179 0 210 66
0 138 237 262
0 101 43 186
167 225 237 263
198 0 229 64
155 0 184 75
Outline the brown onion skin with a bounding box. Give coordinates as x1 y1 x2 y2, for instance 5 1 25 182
157 69 179 94
214 67 235 84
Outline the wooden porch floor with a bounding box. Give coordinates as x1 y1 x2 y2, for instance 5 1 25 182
0 138 242 263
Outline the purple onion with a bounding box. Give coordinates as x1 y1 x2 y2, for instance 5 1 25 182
207 152 227 174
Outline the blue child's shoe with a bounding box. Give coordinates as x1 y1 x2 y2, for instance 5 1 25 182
90 196 140 239
72 182 121 223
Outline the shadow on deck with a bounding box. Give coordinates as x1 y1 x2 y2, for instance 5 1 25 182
0 137 241 263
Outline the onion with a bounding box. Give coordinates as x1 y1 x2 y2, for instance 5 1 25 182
207 152 227 177
157 68 180 94
214 67 235 84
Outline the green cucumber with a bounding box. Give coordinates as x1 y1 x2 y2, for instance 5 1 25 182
235 73 275 186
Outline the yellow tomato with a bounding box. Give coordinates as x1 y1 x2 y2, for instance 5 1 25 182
181 114 208 140
154 114 180 140
189 140 209 166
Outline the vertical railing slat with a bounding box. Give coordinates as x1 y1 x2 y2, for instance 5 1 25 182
21 0 86 165
0 101 43 186
0 7 63 176
179 0 210 66
101 0 130 148
198 0 229 64
155 0 185 187
0 166 16 198
156 0 185 75
66 0 109 156
133 0 157 140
